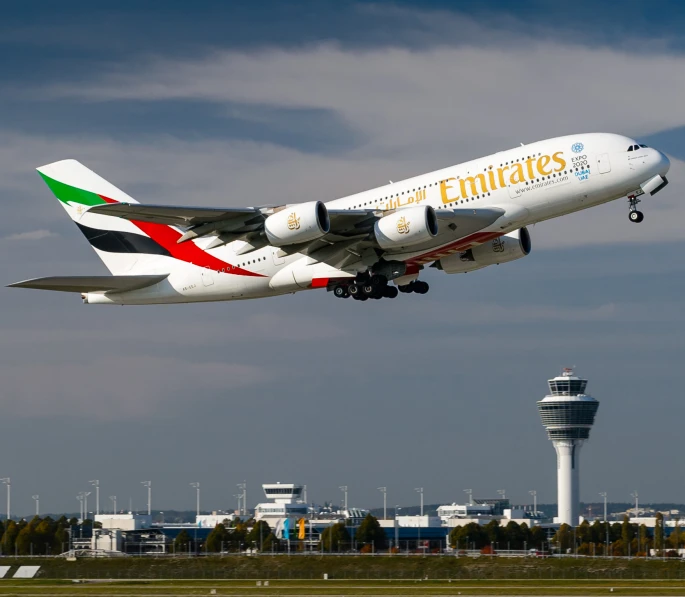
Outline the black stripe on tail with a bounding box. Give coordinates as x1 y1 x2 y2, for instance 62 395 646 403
76 223 171 256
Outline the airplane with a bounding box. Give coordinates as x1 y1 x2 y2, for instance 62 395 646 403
8 133 670 305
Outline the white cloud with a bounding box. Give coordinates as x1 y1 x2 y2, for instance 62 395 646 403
3 229 57 241
3 31 685 249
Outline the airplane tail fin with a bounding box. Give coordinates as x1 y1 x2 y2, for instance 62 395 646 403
37 159 162 276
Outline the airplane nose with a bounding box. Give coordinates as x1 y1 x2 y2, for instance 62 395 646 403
655 149 670 176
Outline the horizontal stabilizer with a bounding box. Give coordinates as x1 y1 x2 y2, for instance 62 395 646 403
7 274 168 293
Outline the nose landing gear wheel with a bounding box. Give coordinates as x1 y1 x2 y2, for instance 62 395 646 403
629 210 644 223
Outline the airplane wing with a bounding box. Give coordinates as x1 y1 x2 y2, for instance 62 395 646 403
88 202 505 259
88 203 262 226
7 274 168 293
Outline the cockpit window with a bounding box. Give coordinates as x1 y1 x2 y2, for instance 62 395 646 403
639 144 648 148
628 146 634 151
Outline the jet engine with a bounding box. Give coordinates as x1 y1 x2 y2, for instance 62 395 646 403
434 227 531 274
374 205 438 250
265 201 330 246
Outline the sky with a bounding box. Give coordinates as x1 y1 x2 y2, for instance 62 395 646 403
1 0 685 517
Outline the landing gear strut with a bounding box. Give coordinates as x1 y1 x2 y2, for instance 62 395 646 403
628 194 644 223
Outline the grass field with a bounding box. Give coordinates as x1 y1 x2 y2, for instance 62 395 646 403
2 579 685 596
1 557 685 595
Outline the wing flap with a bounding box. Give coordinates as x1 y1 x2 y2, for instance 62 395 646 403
7 274 169 293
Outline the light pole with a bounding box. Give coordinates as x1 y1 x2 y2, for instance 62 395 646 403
190 483 200 516
377 487 387 520
529 490 537 518
0 478 10 521
237 482 247 516
415 487 424 516
141 481 151 516
599 492 608 555
77 494 84 521
339 486 348 512
631 491 639 554
463 489 473 506
83 492 91 521
32 495 39 516
90 480 100 516
394 505 401 549
110 495 117 515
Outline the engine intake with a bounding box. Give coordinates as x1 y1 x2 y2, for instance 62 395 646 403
374 205 438 250
265 201 330 247
435 227 531 274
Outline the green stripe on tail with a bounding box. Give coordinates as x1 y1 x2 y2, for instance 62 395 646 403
38 172 107 207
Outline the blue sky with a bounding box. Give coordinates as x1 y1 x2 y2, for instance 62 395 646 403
1 0 684 516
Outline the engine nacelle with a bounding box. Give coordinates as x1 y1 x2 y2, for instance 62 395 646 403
435 227 531 274
265 201 330 247
374 205 438 250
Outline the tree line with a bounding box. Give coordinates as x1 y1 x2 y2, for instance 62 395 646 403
0 516 76 555
449 514 685 556
551 514 684 556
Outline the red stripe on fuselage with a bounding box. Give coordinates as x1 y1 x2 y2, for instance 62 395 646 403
98 195 265 277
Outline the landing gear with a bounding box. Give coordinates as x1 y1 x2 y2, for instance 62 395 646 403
383 285 399 299
628 194 644 223
332 274 427 301
398 280 429 294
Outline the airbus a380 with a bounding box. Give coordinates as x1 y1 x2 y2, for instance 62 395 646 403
9 133 670 304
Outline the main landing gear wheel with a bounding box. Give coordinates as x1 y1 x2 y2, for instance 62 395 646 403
333 285 349 298
397 280 429 294
629 210 644 223
348 284 360 297
383 286 399 299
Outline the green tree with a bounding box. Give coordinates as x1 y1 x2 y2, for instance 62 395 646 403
577 520 592 546
53 524 69 554
246 520 271 551
621 515 634 554
529 525 547 550
262 532 279 552
33 519 55 555
173 529 193 554
484 520 502 547
355 514 387 550
502 521 524 549
0 520 18 555
610 522 622 542
669 519 681 549
654 512 664 554
553 523 573 552
205 523 227 553
638 524 649 555
320 522 350 552
449 522 489 550
15 520 37 555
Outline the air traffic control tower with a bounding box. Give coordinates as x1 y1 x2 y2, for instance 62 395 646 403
537 369 599 526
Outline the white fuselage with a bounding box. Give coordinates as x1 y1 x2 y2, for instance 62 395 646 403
88 133 670 304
